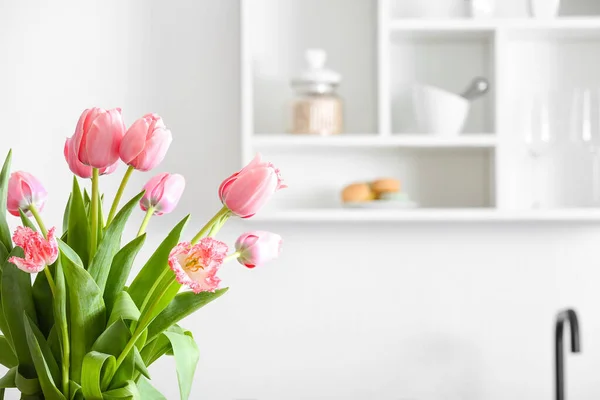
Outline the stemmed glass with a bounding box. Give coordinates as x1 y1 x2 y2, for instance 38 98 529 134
523 91 555 208
569 88 600 206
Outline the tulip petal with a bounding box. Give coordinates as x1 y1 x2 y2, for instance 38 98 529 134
78 108 124 168
129 129 172 171
225 168 277 218
8 256 45 273
120 118 150 163
155 174 185 214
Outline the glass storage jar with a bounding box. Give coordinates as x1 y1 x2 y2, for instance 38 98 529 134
290 49 343 135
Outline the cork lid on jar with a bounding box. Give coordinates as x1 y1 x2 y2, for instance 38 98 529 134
291 49 341 95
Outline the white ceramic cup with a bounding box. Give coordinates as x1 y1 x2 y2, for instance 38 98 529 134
529 0 560 18
412 84 470 136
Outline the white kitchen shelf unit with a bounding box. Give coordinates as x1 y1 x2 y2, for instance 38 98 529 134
241 0 600 222
251 208 600 222
253 134 497 149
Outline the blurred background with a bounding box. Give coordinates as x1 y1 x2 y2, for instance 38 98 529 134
3 0 600 399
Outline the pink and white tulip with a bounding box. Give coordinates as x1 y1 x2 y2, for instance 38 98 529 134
168 238 228 293
234 231 282 268
140 173 185 215
7 171 48 217
219 154 286 218
64 137 118 178
120 113 172 171
8 226 58 273
69 107 125 169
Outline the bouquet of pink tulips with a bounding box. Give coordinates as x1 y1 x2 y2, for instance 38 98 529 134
0 109 285 400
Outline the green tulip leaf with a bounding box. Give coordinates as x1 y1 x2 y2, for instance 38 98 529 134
47 326 62 365
88 192 143 293
62 194 71 238
54 258 69 390
2 247 38 376
0 367 16 389
0 150 13 251
18 209 37 232
59 240 106 384
69 380 82 400
104 235 145 316
102 380 140 400
0 242 10 342
24 316 65 400
15 366 41 396
140 333 172 368
0 335 16 368
81 351 116 399
147 288 228 343
32 262 56 337
107 292 140 327
136 377 166 400
133 346 150 380
67 177 90 267
92 319 130 357
23 316 60 384
163 330 199 400
128 215 189 308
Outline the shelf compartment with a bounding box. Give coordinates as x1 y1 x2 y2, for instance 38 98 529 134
250 208 600 222
248 0 377 134
260 147 495 210
389 31 494 135
253 134 497 148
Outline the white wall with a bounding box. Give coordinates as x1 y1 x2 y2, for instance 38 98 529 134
2 1 600 399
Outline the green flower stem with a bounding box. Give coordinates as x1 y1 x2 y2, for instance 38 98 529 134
29 205 56 297
90 168 100 259
114 275 177 374
137 207 155 237
191 206 231 244
224 251 241 263
29 204 48 236
106 165 134 227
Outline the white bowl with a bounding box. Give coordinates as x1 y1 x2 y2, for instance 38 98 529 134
413 84 470 136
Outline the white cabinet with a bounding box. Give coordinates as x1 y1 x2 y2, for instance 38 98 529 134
241 0 600 221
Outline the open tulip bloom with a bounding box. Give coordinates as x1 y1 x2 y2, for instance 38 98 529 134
0 108 284 400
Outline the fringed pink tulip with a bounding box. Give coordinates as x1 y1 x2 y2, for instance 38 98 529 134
8 226 58 273
120 113 172 171
219 154 286 218
168 238 228 293
7 172 48 217
235 231 282 268
64 137 118 178
69 107 125 169
140 173 185 215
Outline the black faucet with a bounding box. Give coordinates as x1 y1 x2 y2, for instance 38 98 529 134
555 309 580 400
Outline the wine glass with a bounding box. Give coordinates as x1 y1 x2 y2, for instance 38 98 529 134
569 88 600 206
523 91 555 208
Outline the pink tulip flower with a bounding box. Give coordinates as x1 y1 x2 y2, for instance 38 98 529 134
7 171 48 217
168 238 228 293
69 107 125 169
120 113 173 171
140 172 185 215
8 226 58 273
219 154 286 218
64 137 118 178
235 231 282 268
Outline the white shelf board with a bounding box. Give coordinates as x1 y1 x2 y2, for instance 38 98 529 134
250 208 600 222
252 134 496 149
389 18 600 39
